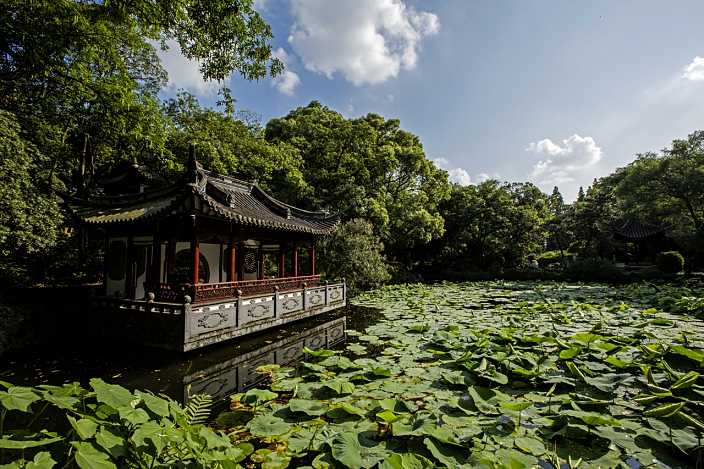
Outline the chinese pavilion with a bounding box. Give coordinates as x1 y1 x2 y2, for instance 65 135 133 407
70 148 346 351
613 219 672 264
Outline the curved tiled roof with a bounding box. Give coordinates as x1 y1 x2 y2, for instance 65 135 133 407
614 220 668 240
70 163 338 235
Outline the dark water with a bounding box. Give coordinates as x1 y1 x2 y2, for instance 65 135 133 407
0 304 382 404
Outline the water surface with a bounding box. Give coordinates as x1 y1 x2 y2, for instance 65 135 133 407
0 304 382 405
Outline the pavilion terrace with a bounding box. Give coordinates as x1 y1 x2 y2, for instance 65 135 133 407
70 150 346 351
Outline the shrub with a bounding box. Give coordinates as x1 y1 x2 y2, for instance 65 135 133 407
536 250 563 268
318 219 391 293
656 251 684 274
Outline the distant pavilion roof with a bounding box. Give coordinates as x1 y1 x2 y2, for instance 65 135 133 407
613 220 669 241
69 162 338 235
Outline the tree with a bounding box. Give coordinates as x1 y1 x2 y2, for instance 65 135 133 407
577 186 586 201
429 180 551 271
1 0 281 192
264 102 450 268
0 111 61 282
568 176 621 258
162 92 307 194
317 219 391 292
610 131 704 266
0 1 282 285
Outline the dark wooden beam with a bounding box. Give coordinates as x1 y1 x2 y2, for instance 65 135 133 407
293 244 299 277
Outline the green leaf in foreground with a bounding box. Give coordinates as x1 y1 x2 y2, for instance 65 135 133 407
0 435 63 450
72 441 117 469
89 379 133 410
241 388 278 407
331 432 387 469
0 386 40 412
67 415 98 440
379 452 434 469
289 398 328 416
247 415 291 437
25 451 56 469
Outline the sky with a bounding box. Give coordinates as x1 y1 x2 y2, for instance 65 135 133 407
157 0 704 201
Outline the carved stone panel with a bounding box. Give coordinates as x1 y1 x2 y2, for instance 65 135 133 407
278 292 303 315
328 285 345 303
305 288 326 309
239 296 276 326
190 303 236 336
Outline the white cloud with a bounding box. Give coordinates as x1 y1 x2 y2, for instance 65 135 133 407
475 173 497 183
288 0 439 85
433 158 474 186
683 56 704 81
271 47 301 96
448 168 472 186
155 40 219 95
526 134 603 188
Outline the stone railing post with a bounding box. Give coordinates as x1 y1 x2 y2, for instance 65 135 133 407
183 294 192 345
325 280 329 306
342 277 347 304
302 282 307 310
235 289 243 327
273 286 279 318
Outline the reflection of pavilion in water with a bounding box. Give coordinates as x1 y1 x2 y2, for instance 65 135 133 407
182 316 346 403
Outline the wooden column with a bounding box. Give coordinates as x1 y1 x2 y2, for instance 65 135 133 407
309 245 316 275
165 238 176 283
102 233 109 295
191 238 200 284
292 244 299 277
228 237 237 282
219 243 224 282
150 225 161 286
278 248 286 278
191 215 199 285
125 235 134 298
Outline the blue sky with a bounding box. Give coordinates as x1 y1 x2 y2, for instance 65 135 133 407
158 0 704 200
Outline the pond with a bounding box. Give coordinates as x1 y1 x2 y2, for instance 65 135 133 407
221 280 704 468
0 304 383 406
2 280 704 468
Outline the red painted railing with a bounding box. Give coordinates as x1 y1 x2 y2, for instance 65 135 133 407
146 275 321 304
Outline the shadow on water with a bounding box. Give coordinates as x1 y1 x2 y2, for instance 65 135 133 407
0 303 383 405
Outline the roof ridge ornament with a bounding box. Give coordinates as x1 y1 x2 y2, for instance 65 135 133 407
187 143 198 184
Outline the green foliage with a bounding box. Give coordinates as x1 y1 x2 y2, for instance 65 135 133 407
0 0 281 286
0 379 249 468
430 181 551 271
318 219 391 292
4 281 704 467
0 111 62 283
656 251 685 274
536 250 563 268
202 280 704 467
183 393 213 425
265 102 450 265
162 93 307 194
